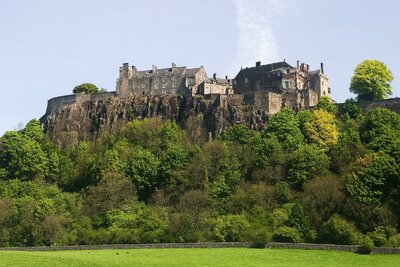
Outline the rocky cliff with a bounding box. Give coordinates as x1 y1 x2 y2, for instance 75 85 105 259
41 92 400 147
41 94 271 147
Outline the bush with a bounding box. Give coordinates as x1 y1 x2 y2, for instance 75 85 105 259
387 234 400 247
367 227 391 247
273 226 302 243
210 214 250 242
320 214 362 245
357 236 374 254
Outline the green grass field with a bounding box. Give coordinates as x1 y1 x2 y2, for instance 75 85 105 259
0 248 399 267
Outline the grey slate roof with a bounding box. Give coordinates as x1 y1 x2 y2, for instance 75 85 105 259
134 66 201 77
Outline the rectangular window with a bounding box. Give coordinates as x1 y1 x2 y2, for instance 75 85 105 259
172 82 177 88
162 83 166 89
285 81 289 88
162 76 167 82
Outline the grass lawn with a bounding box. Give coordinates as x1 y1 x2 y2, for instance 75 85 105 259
0 248 399 267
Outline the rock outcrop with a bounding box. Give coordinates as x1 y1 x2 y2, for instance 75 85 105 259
41 94 271 147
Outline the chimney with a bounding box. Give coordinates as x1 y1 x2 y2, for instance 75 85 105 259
152 65 157 72
213 73 217 79
320 63 324 74
123 63 129 69
225 75 228 80
256 61 261 67
297 60 300 69
172 63 176 68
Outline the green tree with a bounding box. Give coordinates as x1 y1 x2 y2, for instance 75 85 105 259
21 119 44 143
361 107 400 144
73 83 99 94
304 109 339 149
315 96 337 114
0 131 48 181
350 60 394 100
344 153 399 205
342 98 362 119
266 108 304 150
320 214 362 245
125 148 160 200
286 144 330 189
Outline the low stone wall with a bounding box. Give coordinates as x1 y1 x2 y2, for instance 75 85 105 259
1 242 400 254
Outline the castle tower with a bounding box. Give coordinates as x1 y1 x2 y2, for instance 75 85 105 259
116 63 135 97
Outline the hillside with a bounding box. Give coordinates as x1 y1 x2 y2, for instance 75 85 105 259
1 96 400 248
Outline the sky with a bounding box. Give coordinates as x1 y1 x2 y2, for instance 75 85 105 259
0 0 399 134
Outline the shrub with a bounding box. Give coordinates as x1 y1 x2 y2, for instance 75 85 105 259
357 236 374 254
273 226 302 243
387 234 400 247
210 214 250 242
320 214 362 245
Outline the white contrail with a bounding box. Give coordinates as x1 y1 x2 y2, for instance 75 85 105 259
230 0 291 75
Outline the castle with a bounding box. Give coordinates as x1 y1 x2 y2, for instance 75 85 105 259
41 60 400 147
116 60 329 113
42 59 331 146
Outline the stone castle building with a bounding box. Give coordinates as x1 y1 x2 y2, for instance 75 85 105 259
116 60 328 113
116 63 233 97
234 60 329 112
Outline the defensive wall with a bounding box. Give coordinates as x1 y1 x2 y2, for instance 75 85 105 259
44 92 116 116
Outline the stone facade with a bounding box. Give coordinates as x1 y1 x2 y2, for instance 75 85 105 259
197 73 234 95
234 61 329 111
116 63 208 97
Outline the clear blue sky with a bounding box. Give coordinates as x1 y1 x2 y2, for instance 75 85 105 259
1 0 399 134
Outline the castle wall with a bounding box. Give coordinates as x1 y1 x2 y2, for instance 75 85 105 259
44 92 116 116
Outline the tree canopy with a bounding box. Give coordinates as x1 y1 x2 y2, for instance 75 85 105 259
1 106 400 248
349 60 394 101
73 83 99 94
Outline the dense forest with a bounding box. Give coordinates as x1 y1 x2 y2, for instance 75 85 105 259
1 96 400 249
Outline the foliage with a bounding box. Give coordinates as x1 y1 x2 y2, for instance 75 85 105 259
73 83 99 94
321 214 362 245
315 96 337 114
209 214 250 242
361 107 400 144
286 144 330 189
1 109 400 247
273 226 302 243
266 108 304 150
357 236 374 254
124 148 160 200
304 109 339 149
342 99 362 119
350 60 394 101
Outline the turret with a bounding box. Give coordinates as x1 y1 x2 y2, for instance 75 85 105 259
116 63 135 97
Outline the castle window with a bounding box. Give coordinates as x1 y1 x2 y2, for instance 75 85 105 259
285 81 289 88
172 82 177 88
172 75 177 81
141 84 145 89
172 89 177 94
244 78 249 86
153 77 158 83
162 76 167 83
162 83 166 89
